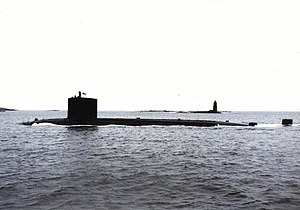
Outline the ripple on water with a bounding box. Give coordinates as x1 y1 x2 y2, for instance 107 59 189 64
1 111 300 209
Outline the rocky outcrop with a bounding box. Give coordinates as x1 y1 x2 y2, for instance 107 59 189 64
0 107 16 112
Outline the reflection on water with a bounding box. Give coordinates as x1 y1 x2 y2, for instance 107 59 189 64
67 125 99 132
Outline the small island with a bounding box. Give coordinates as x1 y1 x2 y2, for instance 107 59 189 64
0 107 16 112
142 101 221 114
184 100 221 114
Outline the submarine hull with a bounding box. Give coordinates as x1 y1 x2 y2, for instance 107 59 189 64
22 117 250 127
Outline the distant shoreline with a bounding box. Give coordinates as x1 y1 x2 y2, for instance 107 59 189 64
0 107 16 112
140 110 221 114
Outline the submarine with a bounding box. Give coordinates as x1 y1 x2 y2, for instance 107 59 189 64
22 92 256 127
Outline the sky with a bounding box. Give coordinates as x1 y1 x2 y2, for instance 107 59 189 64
1 0 300 111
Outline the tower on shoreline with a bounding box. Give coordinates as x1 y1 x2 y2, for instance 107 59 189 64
213 100 218 112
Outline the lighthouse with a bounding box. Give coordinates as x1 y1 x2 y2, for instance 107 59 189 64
213 100 218 112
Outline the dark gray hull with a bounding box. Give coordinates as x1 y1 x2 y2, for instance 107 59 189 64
22 117 252 127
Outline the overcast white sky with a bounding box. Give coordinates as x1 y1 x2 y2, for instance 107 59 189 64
1 0 300 111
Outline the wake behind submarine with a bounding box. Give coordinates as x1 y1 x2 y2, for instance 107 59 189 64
22 92 257 127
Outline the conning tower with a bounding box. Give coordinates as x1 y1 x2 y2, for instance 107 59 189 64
67 92 97 121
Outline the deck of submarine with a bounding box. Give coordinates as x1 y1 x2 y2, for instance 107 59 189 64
22 117 251 127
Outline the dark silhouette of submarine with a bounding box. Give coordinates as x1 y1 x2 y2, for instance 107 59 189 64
22 92 256 127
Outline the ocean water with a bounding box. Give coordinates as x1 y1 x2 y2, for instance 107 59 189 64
1 111 300 209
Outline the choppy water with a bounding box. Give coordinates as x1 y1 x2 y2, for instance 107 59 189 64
1 111 300 209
